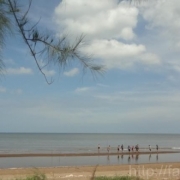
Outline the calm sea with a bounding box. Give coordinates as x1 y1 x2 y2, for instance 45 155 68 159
0 133 179 168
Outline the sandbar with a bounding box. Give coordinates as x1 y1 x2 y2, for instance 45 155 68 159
0 150 179 157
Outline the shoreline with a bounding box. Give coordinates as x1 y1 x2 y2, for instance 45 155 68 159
0 150 179 157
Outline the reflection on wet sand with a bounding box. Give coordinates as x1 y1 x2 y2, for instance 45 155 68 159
128 155 131 163
135 154 139 162
156 154 158 161
107 155 110 164
121 154 123 159
131 154 134 159
149 154 151 161
116 154 160 164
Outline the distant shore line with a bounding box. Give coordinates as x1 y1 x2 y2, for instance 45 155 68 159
0 150 180 157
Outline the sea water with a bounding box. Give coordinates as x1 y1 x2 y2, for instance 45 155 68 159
0 133 179 168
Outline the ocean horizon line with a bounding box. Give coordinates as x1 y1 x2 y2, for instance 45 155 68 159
0 132 180 135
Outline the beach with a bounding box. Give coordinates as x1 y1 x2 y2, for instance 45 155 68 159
0 151 180 180
0 162 180 180
0 133 180 179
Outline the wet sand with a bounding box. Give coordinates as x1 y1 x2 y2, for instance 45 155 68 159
0 162 180 180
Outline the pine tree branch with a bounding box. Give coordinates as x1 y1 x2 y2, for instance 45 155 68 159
8 0 53 84
6 0 105 83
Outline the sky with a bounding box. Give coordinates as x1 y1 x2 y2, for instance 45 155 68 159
1 0 180 133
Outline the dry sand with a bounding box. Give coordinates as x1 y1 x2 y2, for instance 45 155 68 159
0 162 180 180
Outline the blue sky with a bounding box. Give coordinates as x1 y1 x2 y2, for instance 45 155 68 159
1 0 180 133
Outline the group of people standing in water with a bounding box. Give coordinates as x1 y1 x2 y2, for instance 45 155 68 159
98 144 159 153
149 144 159 151
119 144 139 152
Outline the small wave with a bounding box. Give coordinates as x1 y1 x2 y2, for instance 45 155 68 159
172 147 180 150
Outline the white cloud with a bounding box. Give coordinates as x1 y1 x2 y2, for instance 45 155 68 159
75 87 91 93
6 67 33 75
42 69 56 77
4 58 15 66
141 0 180 49
94 91 179 104
0 86 6 93
54 0 138 40
165 59 180 74
84 39 146 58
138 53 160 65
10 89 23 95
0 87 22 94
63 68 79 77
16 89 23 95
167 75 177 83
54 0 161 70
82 39 160 69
